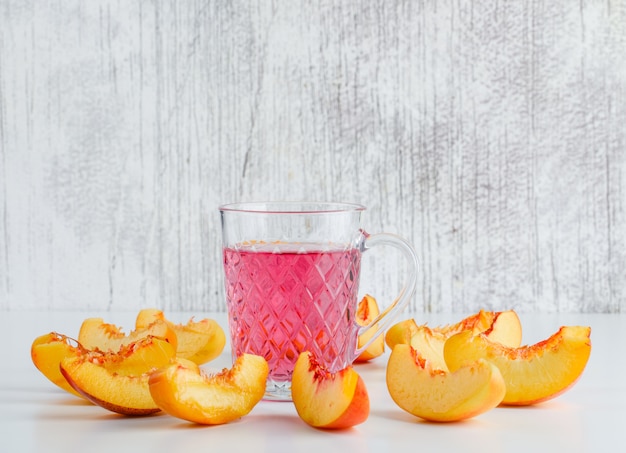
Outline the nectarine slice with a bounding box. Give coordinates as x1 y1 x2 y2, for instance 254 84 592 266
443 326 592 405
354 294 385 362
481 310 523 348
78 318 178 352
102 336 176 376
31 332 86 398
385 318 419 350
135 308 226 365
386 344 505 422
291 352 369 429
60 336 176 415
409 326 449 371
148 354 269 425
78 317 177 353
392 310 522 373
385 310 522 350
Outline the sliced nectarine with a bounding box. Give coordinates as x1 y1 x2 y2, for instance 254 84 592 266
385 309 522 351
135 308 226 365
481 310 523 348
443 326 592 405
436 309 499 337
390 310 522 373
385 319 419 350
291 351 369 429
148 354 269 425
78 318 177 352
31 332 86 398
409 326 449 371
60 336 176 415
386 344 505 422
354 294 385 362
102 336 176 376
78 317 177 353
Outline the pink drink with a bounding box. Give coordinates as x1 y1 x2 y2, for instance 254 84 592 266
223 244 361 385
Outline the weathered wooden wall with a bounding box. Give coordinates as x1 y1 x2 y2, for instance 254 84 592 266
1 1 624 313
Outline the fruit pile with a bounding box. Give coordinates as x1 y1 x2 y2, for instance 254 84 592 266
289 301 591 428
31 309 268 423
31 299 592 429
384 309 591 422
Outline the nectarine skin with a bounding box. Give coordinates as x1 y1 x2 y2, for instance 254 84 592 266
323 374 369 429
291 352 370 429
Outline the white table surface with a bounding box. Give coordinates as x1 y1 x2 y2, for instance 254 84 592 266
1 310 622 453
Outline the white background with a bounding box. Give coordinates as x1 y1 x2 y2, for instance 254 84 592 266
1 1 625 313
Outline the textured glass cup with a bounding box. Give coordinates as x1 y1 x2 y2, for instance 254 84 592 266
220 202 418 401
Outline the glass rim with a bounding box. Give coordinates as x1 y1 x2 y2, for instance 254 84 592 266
219 201 366 214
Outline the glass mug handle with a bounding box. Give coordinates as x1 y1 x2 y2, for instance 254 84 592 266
353 230 419 359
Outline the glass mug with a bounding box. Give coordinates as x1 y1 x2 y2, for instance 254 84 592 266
219 202 418 401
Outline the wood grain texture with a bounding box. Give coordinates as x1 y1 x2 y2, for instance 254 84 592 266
1 1 624 313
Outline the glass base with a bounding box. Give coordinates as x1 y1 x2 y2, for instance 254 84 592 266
263 380 292 401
